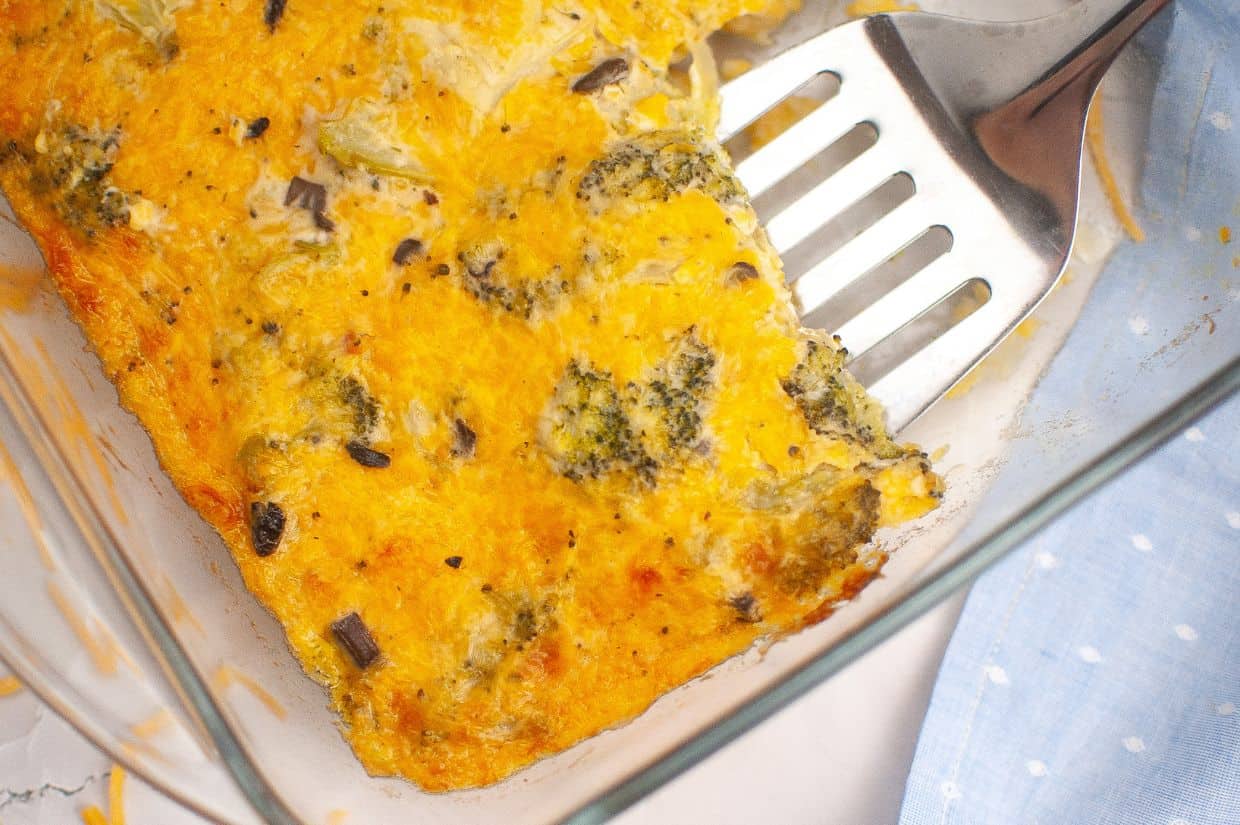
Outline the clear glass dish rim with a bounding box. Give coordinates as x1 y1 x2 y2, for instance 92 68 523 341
2 286 1234 824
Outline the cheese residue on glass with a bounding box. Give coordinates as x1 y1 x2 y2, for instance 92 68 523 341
846 0 920 16
46 580 133 676
80 805 109 825
78 763 126 825
212 665 288 720
0 0 942 790
1085 100 1145 243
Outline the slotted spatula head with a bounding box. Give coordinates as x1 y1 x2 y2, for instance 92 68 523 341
720 0 1171 431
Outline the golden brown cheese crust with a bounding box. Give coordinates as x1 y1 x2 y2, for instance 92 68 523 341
0 0 941 790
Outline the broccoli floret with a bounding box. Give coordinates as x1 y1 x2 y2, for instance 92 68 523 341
777 479 881 596
542 336 719 484
338 375 380 438
542 360 655 483
781 337 897 455
631 334 717 458
577 132 745 213
456 590 557 696
26 125 130 237
457 240 568 319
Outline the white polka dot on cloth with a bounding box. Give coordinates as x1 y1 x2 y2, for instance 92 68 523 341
1184 427 1205 442
1208 110 1233 131
1130 533 1154 552
1128 316 1150 335
1185 226 1203 242
940 780 962 800
1226 511 1240 529
1025 760 1048 777
984 665 1009 686
1169 818 1194 825
1078 646 1103 664
1174 624 1199 642
1034 551 1060 570
1217 702 1235 716
1123 737 1146 753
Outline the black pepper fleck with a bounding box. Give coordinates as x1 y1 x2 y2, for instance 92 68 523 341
444 556 463 569
729 592 762 623
245 117 271 139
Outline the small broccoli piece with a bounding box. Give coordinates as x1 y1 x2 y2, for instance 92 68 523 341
577 132 745 213
729 591 762 623
457 591 557 696
631 334 717 459
781 337 898 456
457 240 568 319
542 337 717 484
339 375 380 438
542 360 655 483
26 125 130 237
777 479 881 596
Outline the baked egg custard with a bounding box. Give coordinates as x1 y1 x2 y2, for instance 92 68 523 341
0 0 941 789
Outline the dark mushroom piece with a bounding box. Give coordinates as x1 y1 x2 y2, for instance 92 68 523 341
249 501 285 556
331 612 380 669
572 58 629 94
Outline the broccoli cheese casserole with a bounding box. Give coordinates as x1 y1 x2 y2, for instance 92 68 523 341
0 0 942 790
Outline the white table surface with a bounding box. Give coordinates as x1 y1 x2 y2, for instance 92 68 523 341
0 597 964 825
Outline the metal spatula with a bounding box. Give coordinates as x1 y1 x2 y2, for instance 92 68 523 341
720 0 1171 431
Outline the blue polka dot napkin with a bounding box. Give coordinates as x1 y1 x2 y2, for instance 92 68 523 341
899 4 1240 822
899 397 1238 824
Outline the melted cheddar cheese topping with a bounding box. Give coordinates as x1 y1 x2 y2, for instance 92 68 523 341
0 0 941 789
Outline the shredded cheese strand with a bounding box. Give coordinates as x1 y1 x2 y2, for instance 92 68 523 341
846 0 919 16
130 709 174 739
1085 100 1145 242
0 432 57 570
80 805 109 825
213 665 288 719
46 581 120 675
109 765 127 825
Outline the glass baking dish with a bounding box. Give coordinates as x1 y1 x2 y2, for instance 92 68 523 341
0 1 1236 823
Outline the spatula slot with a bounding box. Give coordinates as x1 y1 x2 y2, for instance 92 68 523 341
723 70 843 164
751 122 878 227
848 277 991 385
802 224 953 332
780 171 914 283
